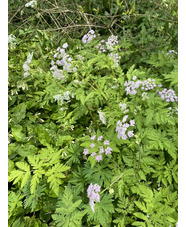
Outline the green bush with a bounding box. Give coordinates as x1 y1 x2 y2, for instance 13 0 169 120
8 28 178 226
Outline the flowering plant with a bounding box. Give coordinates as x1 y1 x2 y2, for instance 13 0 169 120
8 27 178 226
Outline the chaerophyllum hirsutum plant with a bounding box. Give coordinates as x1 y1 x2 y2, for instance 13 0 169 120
8 29 178 226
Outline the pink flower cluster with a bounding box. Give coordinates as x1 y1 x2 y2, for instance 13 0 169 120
124 77 141 95
83 135 112 162
50 43 77 80
140 78 157 91
157 88 178 102
87 183 101 212
82 30 96 44
124 76 158 95
116 115 135 140
96 40 106 53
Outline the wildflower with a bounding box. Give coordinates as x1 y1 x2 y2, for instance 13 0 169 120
99 146 104 154
77 55 85 61
90 135 96 140
97 136 103 141
83 148 89 155
119 102 127 111
63 43 68 49
98 110 106 125
91 152 96 156
106 35 118 51
82 30 96 44
8 34 16 44
127 131 134 138
105 147 112 155
8 34 17 49
25 0 37 8
121 134 128 140
96 41 106 53
52 69 65 80
129 119 135 126
87 183 101 212
124 79 141 95
157 88 178 102
116 116 135 140
140 79 157 91
51 46 73 76
90 143 95 148
142 92 149 101
96 155 102 162
104 140 110 145
23 63 29 72
53 91 73 104
93 184 101 192
74 80 82 85
167 50 178 55
23 52 33 78
109 53 121 66
73 67 77 72
122 115 128 123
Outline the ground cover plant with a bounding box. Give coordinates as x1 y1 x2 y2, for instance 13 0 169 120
8 1 178 226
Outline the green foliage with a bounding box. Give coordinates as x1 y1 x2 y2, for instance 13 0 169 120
85 193 115 226
52 185 85 227
8 2 177 225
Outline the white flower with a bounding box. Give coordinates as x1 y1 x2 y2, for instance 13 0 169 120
63 43 68 49
74 80 82 85
87 183 101 212
25 0 37 8
73 67 77 72
23 52 33 77
82 30 96 44
142 92 149 101
27 52 33 63
23 63 29 71
106 35 118 51
52 69 65 80
98 110 106 124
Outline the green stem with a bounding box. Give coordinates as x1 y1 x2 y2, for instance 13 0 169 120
84 103 99 129
137 144 141 172
51 78 66 90
100 172 124 195
77 74 97 90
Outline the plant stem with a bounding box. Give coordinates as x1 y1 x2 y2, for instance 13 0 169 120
84 103 99 129
137 144 141 172
77 74 97 90
100 172 124 194
51 78 66 90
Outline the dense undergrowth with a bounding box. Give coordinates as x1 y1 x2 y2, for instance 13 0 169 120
8 1 178 226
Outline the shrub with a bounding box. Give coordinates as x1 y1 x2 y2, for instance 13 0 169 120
8 28 178 226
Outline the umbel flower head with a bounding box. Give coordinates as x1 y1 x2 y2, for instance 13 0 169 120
82 30 96 44
82 135 112 162
25 0 37 8
87 183 101 212
23 52 33 78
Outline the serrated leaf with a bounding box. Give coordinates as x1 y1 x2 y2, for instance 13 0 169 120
132 221 146 226
133 212 148 221
21 171 31 189
134 201 147 213
56 135 74 146
45 163 70 195
31 169 44 194
16 162 30 172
